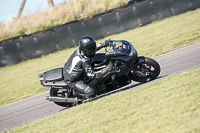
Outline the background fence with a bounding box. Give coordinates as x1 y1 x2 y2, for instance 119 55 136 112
0 0 200 67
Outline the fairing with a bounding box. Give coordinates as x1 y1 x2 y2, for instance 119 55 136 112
105 40 137 63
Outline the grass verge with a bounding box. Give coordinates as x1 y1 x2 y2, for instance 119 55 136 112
8 68 200 133
0 0 129 41
0 8 200 106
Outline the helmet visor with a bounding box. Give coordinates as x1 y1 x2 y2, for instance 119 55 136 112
82 49 95 57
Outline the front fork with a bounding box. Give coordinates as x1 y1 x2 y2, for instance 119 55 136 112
132 56 145 70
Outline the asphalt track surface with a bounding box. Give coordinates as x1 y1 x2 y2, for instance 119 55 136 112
0 43 200 131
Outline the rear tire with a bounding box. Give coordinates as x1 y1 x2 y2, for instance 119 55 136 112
50 88 76 107
130 57 160 82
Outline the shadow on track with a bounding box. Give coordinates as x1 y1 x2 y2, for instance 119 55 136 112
59 75 167 112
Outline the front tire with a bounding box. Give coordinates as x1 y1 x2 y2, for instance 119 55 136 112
130 57 160 82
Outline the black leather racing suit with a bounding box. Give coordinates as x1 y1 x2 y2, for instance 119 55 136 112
63 43 112 98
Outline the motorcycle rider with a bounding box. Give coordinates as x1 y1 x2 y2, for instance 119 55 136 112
63 36 113 98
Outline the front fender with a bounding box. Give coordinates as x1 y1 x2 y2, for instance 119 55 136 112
132 56 145 70
136 56 145 64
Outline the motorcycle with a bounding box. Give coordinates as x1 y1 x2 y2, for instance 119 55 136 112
38 40 160 107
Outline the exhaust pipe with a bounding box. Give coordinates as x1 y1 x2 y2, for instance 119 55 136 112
46 96 77 103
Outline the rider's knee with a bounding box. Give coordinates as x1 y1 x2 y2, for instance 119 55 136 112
85 86 94 97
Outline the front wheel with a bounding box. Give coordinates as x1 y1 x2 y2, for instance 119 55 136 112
130 57 160 82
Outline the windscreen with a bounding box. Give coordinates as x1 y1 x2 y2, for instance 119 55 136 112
106 40 131 57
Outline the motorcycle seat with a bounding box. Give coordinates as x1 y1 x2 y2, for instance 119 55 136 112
44 68 64 82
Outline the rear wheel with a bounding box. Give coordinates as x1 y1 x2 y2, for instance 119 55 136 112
130 57 160 82
50 88 76 107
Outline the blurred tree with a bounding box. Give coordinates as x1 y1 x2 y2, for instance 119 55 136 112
17 0 26 19
48 0 54 8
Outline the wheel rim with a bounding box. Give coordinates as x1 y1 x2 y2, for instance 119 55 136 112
132 63 157 78
51 88 65 97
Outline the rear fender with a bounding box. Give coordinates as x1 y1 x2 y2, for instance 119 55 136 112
38 72 67 88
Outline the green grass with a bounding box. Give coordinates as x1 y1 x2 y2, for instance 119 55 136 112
0 8 200 106
97 8 200 57
8 68 200 133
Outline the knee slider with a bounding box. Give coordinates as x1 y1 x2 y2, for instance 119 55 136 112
85 86 94 97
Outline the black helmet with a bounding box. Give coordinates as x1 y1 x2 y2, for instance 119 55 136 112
79 36 96 57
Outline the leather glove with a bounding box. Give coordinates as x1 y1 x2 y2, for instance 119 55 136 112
100 41 109 47
101 61 113 75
